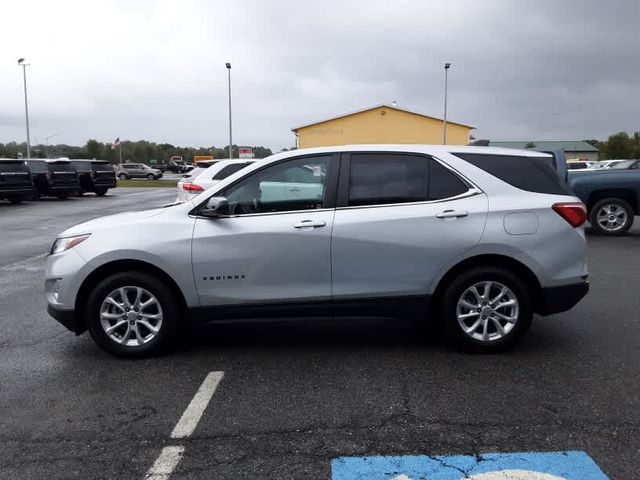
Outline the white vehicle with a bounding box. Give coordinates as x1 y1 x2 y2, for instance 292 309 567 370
176 159 254 202
587 159 627 170
566 160 595 170
46 145 589 357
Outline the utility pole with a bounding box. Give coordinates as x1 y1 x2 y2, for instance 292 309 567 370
226 62 233 159
18 58 31 158
443 62 451 145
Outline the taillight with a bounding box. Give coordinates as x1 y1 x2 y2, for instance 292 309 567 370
552 202 587 228
182 182 204 193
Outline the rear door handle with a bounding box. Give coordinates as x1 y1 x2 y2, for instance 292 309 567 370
436 210 469 219
294 220 326 229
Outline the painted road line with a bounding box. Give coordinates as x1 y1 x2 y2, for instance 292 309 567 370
144 446 185 480
171 371 225 438
332 451 609 480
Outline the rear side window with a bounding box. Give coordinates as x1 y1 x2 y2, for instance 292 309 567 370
26 161 47 173
49 162 75 172
212 163 251 180
429 160 469 200
0 161 29 172
346 154 469 207
72 161 92 171
92 162 114 172
453 153 570 195
348 154 427 206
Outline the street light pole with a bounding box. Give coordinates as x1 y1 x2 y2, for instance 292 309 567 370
18 58 31 158
226 62 233 159
443 62 451 145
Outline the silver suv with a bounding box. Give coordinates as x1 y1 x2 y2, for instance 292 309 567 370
46 145 589 356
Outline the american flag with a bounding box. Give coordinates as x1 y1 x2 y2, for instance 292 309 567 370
111 137 121 150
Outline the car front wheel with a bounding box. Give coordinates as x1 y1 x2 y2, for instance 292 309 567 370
86 272 180 357
441 267 533 352
147 173 156 180
589 198 634 235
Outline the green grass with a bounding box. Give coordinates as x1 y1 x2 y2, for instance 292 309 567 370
117 179 178 188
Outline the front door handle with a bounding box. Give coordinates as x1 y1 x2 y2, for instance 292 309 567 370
293 220 326 229
436 209 469 219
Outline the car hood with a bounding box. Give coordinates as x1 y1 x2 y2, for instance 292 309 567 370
59 208 165 237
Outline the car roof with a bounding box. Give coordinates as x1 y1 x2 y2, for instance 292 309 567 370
26 158 72 163
0 158 27 162
263 144 552 161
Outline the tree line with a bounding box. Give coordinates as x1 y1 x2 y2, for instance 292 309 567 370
584 131 640 160
0 140 273 163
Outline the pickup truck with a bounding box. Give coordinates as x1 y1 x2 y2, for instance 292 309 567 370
568 160 640 235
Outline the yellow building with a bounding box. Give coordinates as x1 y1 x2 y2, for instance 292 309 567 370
292 104 474 148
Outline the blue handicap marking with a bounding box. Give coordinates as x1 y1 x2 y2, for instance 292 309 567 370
332 451 609 480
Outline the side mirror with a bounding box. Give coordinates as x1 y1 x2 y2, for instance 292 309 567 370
200 196 229 217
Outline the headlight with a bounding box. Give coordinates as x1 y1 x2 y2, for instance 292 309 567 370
50 234 90 254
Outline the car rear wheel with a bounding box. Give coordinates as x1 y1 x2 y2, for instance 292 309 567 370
87 272 180 357
589 198 634 235
94 188 108 196
8 195 23 204
441 267 533 352
118 173 128 180
56 192 69 200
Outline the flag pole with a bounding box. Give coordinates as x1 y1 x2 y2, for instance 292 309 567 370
119 143 123 164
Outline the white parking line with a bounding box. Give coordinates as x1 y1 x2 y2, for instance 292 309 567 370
144 446 185 480
143 371 225 479
171 371 224 439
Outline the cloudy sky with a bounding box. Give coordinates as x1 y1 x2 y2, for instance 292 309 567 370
1 0 638 151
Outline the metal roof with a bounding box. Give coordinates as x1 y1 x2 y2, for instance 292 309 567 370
489 141 598 152
291 104 475 131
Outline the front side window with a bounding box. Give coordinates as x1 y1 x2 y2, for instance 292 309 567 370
222 155 332 215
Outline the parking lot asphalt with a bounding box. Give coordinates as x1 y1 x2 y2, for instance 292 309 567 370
1 189 639 479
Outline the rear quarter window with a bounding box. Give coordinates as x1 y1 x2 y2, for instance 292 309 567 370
453 153 570 195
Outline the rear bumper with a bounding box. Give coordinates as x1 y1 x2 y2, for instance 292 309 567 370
47 304 85 335
536 281 589 316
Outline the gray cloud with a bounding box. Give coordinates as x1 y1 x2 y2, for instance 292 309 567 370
1 0 638 150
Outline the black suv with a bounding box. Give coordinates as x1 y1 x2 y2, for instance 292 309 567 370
26 159 80 199
71 160 117 196
0 159 34 204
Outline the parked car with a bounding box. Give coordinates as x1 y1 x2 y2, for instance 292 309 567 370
115 163 163 180
71 160 117 196
567 160 595 170
0 158 34 204
568 165 640 235
586 160 627 170
176 159 254 202
27 159 80 199
46 145 589 357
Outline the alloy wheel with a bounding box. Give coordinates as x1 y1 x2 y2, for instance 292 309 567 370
99 286 163 347
456 281 519 342
596 204 627 232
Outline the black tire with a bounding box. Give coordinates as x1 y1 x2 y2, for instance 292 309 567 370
94 188 108 196
589 197 634 236
56 192 69 200
441 267 533 353
147 173 156 180
87 271 180 357
8 195 23 204
118 173 128 180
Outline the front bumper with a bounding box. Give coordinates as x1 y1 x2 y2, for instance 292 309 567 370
536 281 589 316
47 304 85 335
